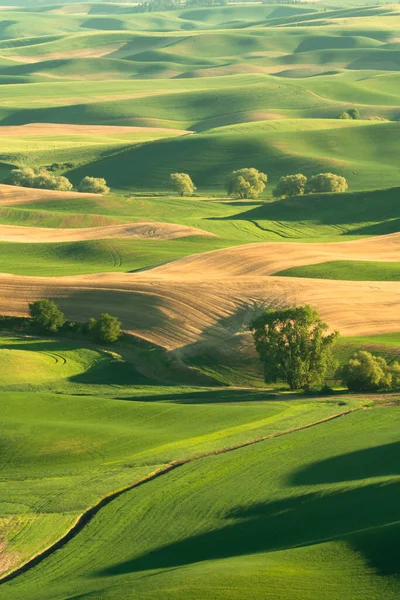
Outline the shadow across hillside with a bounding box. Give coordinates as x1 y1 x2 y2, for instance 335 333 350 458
211 186 400 233
97 441 400 578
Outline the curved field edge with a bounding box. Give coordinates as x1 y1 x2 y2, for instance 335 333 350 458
274 260 400 281
2 404 399 600
0 405 362 584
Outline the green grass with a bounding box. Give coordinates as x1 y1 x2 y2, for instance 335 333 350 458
276 260 400 281
0 3 399 596
62 120 400 192
2 403 398 599
0 376 364 577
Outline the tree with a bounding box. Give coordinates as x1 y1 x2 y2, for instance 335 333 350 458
226 168 267 199
339 107 360 120
273 174 307 199
9 168 36 187
79 176 110 194
250 305 338 391
305 173 348 194
170 173 196 197
29 299 66 333
337 350 399 392
88 313 122 343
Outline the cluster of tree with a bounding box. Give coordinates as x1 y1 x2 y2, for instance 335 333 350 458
337 350 400 392
170 169 348 199
274 172 348 198
8 168 109 195
10 167 73 192
133 0 225 12
251 305 400 393
338 107 361 120
29 299 121 344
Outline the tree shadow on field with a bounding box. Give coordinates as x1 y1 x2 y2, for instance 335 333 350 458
97 441 400 579
54 289 169 338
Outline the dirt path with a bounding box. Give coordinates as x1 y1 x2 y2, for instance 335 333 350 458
0 406 360 586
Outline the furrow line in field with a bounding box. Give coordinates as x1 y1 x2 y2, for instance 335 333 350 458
0 406 360 586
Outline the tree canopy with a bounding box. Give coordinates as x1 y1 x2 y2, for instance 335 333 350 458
29 299 66 333
339 107 361 120
88 313 122 343
273 174 307 199
305 173 348 194
337 350 400 392
250 305 338 391
9 168 73 192
226 168 267 199
170 172 196 197
79 176 110 194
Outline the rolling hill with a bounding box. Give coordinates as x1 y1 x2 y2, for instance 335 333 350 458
0 2 399 599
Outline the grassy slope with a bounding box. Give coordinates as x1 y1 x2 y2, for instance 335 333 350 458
64 120 400 192
2 405 398 599
0 378 363 576
0 3 399 596
0 183 397 277
276 260 400 281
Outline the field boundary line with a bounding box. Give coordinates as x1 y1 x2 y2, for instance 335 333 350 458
0 406 360 585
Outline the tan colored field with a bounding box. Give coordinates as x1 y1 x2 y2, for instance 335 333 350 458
0 123 189 136
0 231 398 352
0 184 97 206
149 232 400 278
0 222 214 242
0 273 398 352
1 45 126 64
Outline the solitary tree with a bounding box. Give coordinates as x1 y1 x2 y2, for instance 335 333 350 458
29 299 66 333
226 168 267 199
305 173 348 194
337 350 399 392
79 176 110 194
170 173 196 197
273 174 307 199
250 305 338 391
88 313 122 343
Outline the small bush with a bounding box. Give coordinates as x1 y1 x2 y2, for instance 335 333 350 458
87 313 122 343
337 350 400 392
170 173 196 197
29 299 66 333
305 173 348 194
273 174 307 199
78 176 110 194
226 168 267 199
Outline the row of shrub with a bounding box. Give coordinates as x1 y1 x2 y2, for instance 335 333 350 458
8 168 110 194
29 299 121 344
170 169 348 199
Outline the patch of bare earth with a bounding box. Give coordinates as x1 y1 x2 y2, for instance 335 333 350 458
0 184 98 206
0 542 20 575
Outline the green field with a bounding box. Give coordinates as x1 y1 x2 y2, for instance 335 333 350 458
0 1 399 598
276 260 400 281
